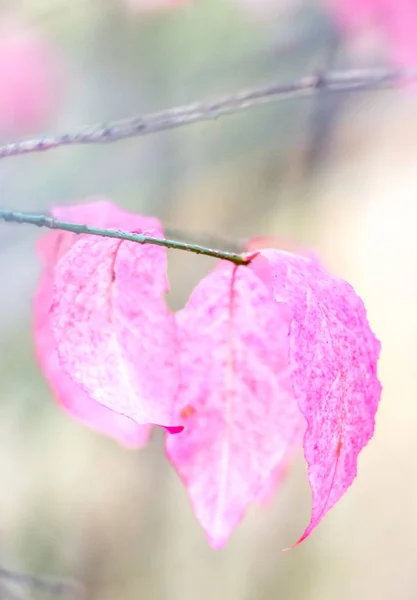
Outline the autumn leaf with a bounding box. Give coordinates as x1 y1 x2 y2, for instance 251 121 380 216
0 21 63 135
166 261 305 548
250 250 382 544
327 0 417 70
35 200 169 444
36 202 381 546
49 232 181 430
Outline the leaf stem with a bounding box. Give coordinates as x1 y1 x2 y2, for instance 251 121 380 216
0 209 251 265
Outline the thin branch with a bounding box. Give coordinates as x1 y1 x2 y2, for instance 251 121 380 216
0 68 415 161
163 226 245 253
0 209 252 265
0 567 84 598
0 582 24 600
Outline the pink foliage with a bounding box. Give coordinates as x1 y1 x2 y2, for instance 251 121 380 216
36 206 382 546
251 250 381 543
34 200 163 446
167 261 305 548
327 0 417 68
0 22 62 136
48 208 181 432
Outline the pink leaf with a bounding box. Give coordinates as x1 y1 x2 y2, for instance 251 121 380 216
49 217 180 430
166 261 305 549
326 0 417 71
34 200 166 445
251 250 381 544
0 21 63 135
35 277 152 447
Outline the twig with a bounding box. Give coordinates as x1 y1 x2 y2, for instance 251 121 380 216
0 68 414 161
0 209 251 265
0 567 84 598
0 581 23 600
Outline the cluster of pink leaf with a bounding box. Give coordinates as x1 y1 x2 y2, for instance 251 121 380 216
326 0 417 68
0 21 62 136
34 201 381 548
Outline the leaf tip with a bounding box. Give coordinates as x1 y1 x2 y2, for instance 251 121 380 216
164 425 184 435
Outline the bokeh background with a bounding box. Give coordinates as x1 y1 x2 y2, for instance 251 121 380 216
1 0 417 599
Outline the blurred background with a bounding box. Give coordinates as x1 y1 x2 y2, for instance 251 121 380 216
1 0 417 598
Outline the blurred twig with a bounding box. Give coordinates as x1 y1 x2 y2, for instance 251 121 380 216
302 32 343 170
0 209 251 265
0 581 23 600
0 567 84 599
0 68 415 161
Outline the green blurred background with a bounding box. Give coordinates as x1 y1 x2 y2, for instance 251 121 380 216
1 0 417 598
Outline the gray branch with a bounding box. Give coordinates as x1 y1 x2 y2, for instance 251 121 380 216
0 68 413 160
0 567 84 599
